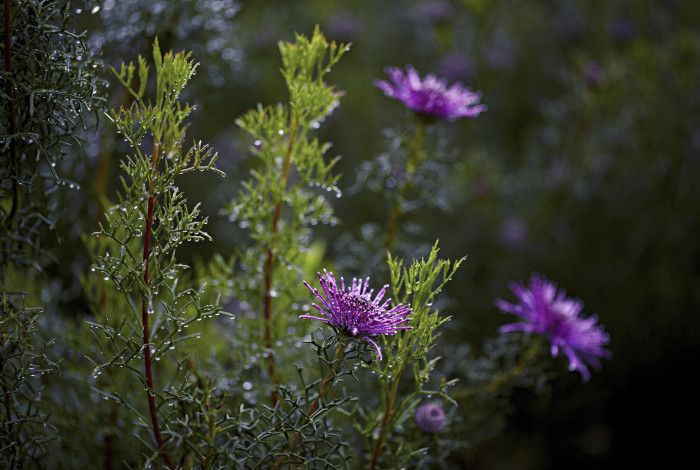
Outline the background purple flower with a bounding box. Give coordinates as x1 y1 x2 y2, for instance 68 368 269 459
437 51 477 83
374 65 486 121
499 215 528 249
415 0 454 24
301 270 412 360
415 402 446 433
495 274 610 381
584 60 605 88
327 12 360 41
609 15 636 44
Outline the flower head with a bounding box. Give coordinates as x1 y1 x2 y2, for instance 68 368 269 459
415 402 446 433
374 65 486 121
301 270 412 360
495 274 610 381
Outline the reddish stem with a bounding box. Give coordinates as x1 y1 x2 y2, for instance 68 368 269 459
370 376 401 469
262 116 297 403
141 142 176 469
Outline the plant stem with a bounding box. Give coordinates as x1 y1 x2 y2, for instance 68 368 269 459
369 373 402 470
385 119 426 252
187 359 217 470
484 337 542 394
141 142 175 469
3 0 19 223
262 114 297 404
103 402 117 470
455 337 543 402
275 341 345 469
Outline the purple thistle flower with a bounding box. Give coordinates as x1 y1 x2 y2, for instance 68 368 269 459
495 274 610 382
374 65 486 121
301 270 412 360
415 402 446 433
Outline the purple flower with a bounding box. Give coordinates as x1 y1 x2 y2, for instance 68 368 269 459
415 0 454 24
328 12 360 41
438 51 477 83
499 215 528 249
374 65 486 121
584 61 605 88
609 15 636 44
484 39 514 72
301 270 412 360
495 274 610 381
415 402 446 433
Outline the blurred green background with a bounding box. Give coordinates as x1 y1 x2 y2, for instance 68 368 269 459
56 0 699 467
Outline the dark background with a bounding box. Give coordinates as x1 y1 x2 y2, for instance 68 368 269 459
65 0 700 467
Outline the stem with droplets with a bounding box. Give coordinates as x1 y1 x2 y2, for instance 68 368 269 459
275 340 346 469
263 114 297 404
385 119 426 252
369 370 402 469
141 141 175 469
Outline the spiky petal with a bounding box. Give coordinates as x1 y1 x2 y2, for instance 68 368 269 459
495 274 610 381
301 270 412 360
374 65 486 121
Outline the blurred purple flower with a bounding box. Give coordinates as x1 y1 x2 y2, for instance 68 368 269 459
301 270 412 360
374 65 486 121
609 15 636 44
499 216 528 248
415 402 446 433
416 0 454 24
484 44 513 70
438 51 477 83
328 12 360 41
496 274 610 381
584 60 605 88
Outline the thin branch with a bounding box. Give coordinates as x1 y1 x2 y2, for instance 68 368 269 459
385 119 426 251
369 374 401 470
262 113 297 404
141 141 176 469
275 342 345 469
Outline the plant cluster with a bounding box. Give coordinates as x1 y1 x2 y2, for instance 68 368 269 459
0 5 615 467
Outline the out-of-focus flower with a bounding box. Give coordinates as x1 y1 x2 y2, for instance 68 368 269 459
301 270 412 360
328 12 360 41
416 0 454 24
374 65 486 121
495 274 610 381
499 215 528 249
609 15 636 44
415 402 446 433
438 51 477 83
484 34 515 72
584 60 605 88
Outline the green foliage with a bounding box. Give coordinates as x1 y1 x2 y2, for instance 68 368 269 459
0 7 616 467
220 26 349 380
385 241 464 379
356 242 464 468
0 292 57 468
1 2 102 467
86 39 228 466
0 0 103 271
